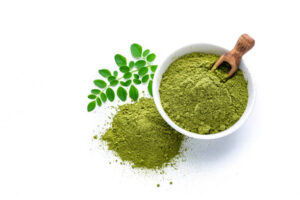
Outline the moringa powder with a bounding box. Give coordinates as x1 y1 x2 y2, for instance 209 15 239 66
102 98 183 169
159 53 248 134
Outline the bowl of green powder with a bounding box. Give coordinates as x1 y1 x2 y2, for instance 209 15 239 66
153 44 255 139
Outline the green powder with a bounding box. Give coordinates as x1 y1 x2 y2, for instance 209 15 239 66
102 98 183 169
160 53 248 134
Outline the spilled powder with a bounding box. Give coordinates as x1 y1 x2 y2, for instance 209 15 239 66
101 98 184 169
160 52 248 134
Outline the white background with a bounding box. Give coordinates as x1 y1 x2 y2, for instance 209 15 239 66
1 0 300 199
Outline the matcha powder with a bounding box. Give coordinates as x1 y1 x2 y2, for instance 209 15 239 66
102 98 183 169
160 53 248 134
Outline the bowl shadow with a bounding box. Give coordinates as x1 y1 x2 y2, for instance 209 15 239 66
181 110 258 169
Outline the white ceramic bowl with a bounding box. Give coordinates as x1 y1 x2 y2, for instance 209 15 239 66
153 44 255 140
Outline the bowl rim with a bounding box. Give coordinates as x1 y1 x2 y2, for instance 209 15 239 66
153 43 255 140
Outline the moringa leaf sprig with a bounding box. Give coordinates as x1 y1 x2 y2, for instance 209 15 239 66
87 43 157 112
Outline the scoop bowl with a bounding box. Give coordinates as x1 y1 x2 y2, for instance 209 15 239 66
153 43 255 140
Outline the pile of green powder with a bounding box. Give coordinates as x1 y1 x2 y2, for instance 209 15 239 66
102 98 183 169
160 53 248 134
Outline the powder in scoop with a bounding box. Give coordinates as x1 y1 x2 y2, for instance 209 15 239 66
159 53 248 134
102 98 183 169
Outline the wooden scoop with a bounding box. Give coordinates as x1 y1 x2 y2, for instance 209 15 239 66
211 34 255 78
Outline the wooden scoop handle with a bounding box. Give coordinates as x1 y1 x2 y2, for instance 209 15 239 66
230 34 255 61
224 34 255 77
211 34 255 78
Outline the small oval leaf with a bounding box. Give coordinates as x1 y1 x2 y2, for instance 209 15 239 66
123 72 132 79
143 49 150 57
129 61 135 68
113 71 118 77
138 67 148 76
110 80 119 86
133 79 141 85
106 88 115 102
148 80 153 96
130 43 142 58
87 101 96 112
150 65 157 72
142 74 149 83
135 60 146 68
108 76 116 82
96 97 102 106
91 89 101 94
134 74 139 79
94 80 107 88
150 73 154 79
100 92 107 102
129 85 139 101
147 53 156 62
88 94 97 99
120 81 126 87
125 80 131 86
117 86 127 101
98 69 111 78
120 66 129 73
120 80 131 87
114 54 127 67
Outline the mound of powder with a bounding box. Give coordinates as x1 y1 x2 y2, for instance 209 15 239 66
159 53 248 134
102 98 183 169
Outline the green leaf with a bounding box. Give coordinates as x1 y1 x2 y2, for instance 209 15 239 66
120 80 131 87
91 89 101 94
129 85 139 101
100 92 107 102
120 81 126 86
117 86 127 101
129 61 135 68
150 65 157 72
138 67 148 76
110 80 119 86
135 60 146 68
142 74 149 83
125 80 132 86
147 53 156 62
143 49 150 57
130 43 142 58
150 73 154 79
133 79 141 85
96 97 102 106
123 72 132 79
114 54 127 67
148 80 153 96
113 71 118 77
120 66 129 73
108 76 116 82
134 74 139 79
94 80 107 88
106 88 115 102
87 101 96 112
98 69 111 78
88 94 97 99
